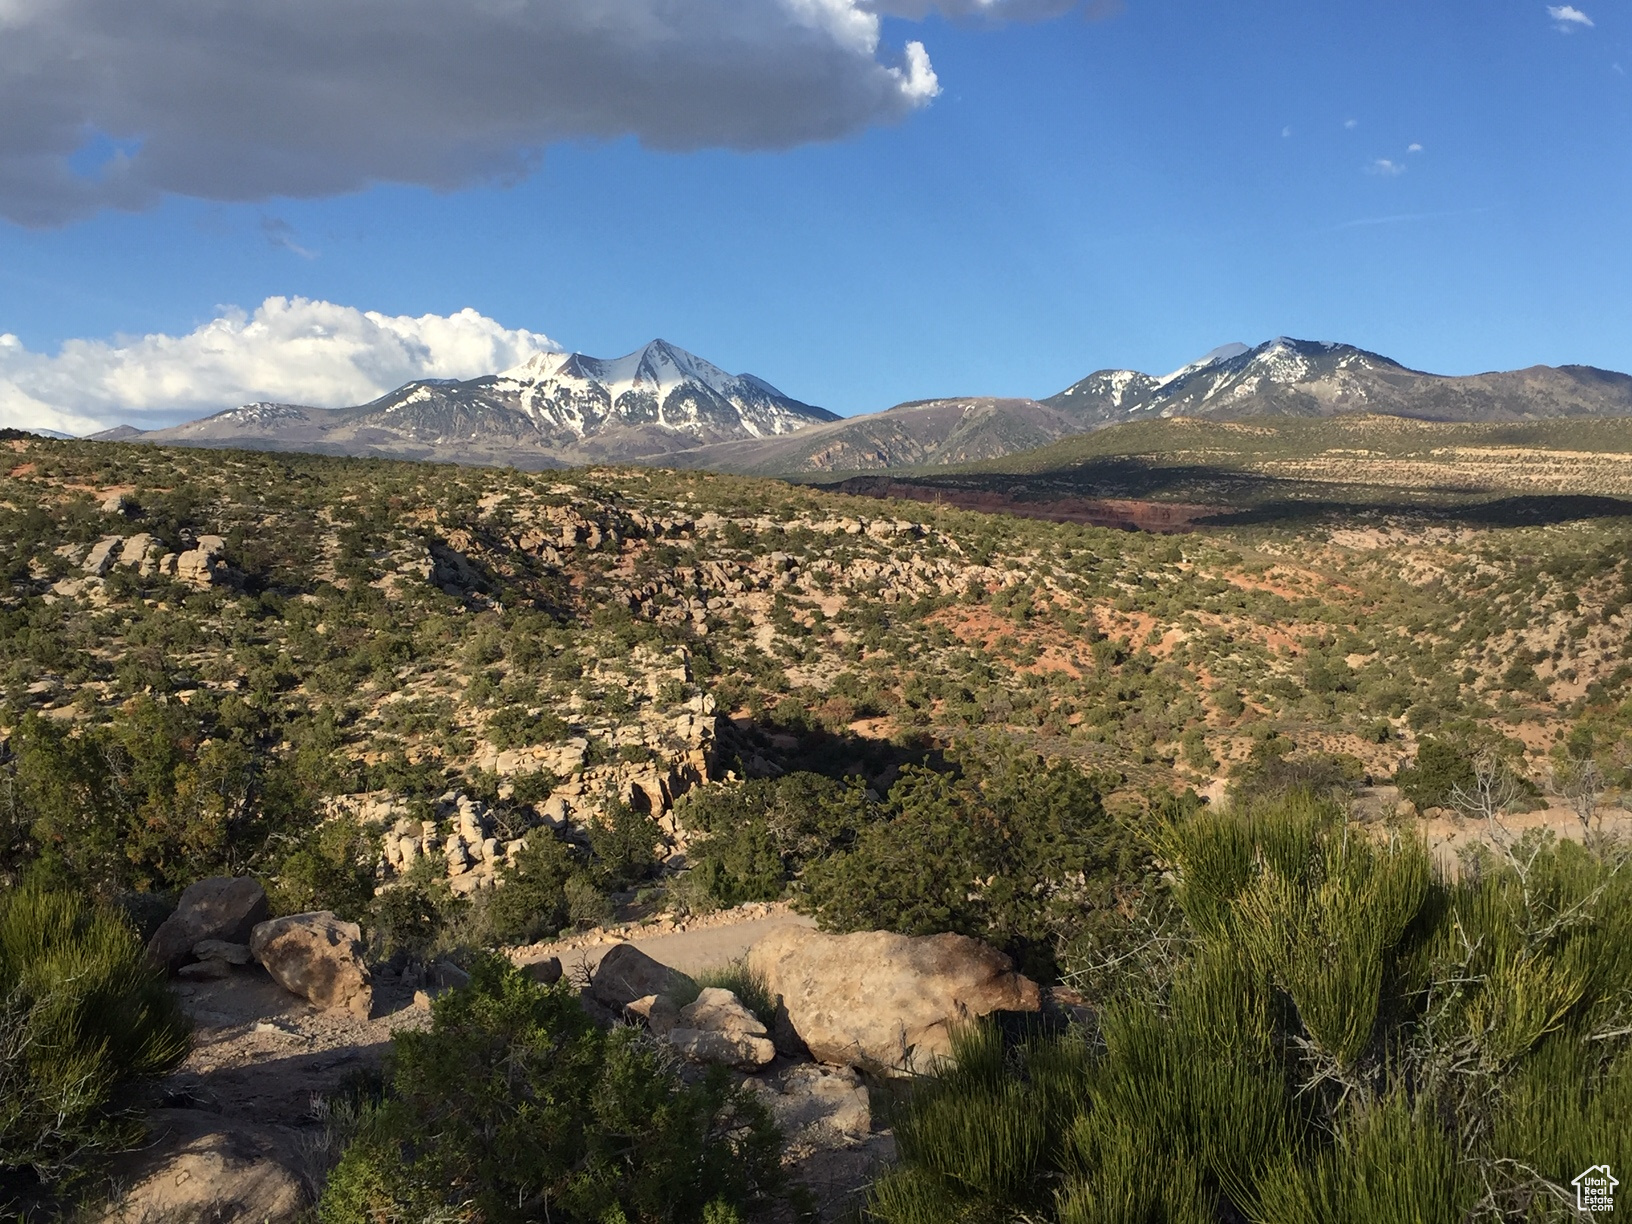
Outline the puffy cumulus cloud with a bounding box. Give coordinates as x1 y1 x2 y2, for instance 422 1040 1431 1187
0 0 948 226
0 298 560 435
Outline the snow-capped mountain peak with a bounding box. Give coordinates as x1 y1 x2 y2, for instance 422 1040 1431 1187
480 339 835 442
1156 342 1251 388
1043 337 1419 426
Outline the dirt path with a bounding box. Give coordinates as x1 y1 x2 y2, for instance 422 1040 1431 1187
512 901 817 981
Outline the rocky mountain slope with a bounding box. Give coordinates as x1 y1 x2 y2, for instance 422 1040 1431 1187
670 396 1084 474
1044 336 1632 427
99 339 837 467
678 338 1632 475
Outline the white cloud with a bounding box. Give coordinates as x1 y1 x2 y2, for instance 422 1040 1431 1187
1282 125 1293 138
866 0 1080 16
1548 4 1594 28
0 298 560 435
1367 158 1406 176
0 0 972 226
1407 142 1424 153
1345 118 1360 130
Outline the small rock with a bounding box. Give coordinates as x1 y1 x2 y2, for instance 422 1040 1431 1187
177 958 233 982
521 956 562 986
192 939 253 965
747 928 1040 1076
667 988 775 1071
746 1064 872 1145
83 535 124 576
625 993 679 1036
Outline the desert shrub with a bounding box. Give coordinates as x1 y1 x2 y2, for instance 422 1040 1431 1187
3 702 316 897
367 881 443 963
802 750 1145 981
587 799 665 891
1395 738 1476 809
565 874 615 928
677 772 873 907
1227 737 1360 809
869 1022 1092 1224
485 833 579 944
266 819 380 923
507 768 563 807
0 885 189 1201
318 956 786 1224
870 799 1632 1222
691 819 786 906
485 704 569 750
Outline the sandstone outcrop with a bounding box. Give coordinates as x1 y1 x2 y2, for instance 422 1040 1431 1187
83 534 123 576
147 877 270 973
250 911 373 1018
175 534 228 588
747 928 1040 1075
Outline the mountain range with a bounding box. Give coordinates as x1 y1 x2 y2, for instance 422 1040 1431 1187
97 340 835 468
92 336 1632 473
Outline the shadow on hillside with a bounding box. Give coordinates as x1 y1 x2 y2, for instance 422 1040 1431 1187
1201 492 1632 530
824 460 1632 532
719 716 947 790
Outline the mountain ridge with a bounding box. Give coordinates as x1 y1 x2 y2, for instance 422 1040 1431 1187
98 339 836 468
86 335 1632 473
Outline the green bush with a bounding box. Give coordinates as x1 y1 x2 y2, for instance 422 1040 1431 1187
485 833 578 945
485 704 569 750
318 956 786 1224
367 880 443 963
1395 738 1476 810
267 818 379 923
676 772 872 909
802 750 1146 981
869 799 1632 1223
5 703 315 897
0 885 189 1200
587 799 665 891
1227 737 1359 809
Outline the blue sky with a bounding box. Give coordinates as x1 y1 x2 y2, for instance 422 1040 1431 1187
1 0 1629 430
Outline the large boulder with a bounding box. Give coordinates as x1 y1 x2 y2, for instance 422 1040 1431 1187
146 877 270 973
588 943 694 1012
250 911 373 1018
747 928 1040 1075
667 988 776 1071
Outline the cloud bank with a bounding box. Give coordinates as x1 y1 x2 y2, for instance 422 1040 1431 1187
0 298 560 436
0 0 1106 225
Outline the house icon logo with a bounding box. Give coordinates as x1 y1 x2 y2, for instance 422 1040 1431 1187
1575 1165 1618 1213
